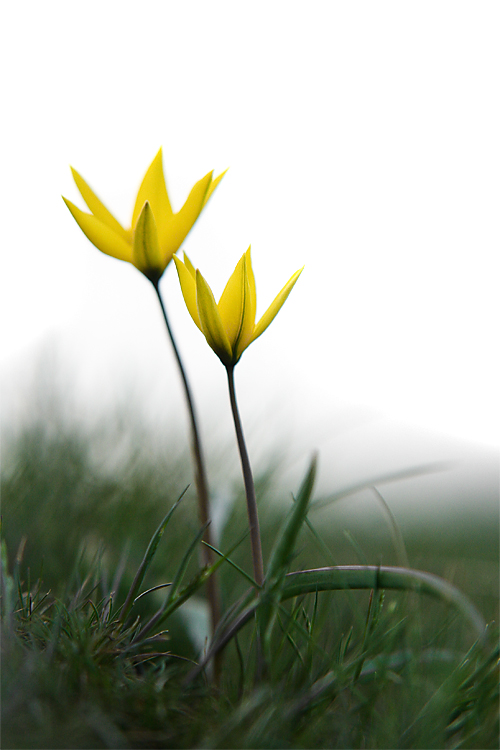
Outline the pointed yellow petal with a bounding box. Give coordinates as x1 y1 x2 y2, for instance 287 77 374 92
244 247 257 325
252 267 303 343
131 148 173 243
235 256 257 360
160 172 213 260
173 255 202 330
202 169 228 206
196 270 233 365
71 168 129 242
133 202 164 275
218 254 246 347
63 197 133 263
182 252 196 279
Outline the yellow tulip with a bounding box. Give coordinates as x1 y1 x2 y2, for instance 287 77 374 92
63 149 226 282
174 248 303 366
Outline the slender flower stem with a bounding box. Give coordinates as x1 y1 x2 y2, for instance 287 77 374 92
226 364 264 587
152 280 221 638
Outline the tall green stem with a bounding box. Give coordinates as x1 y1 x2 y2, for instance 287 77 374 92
226 364 264 587
152 280 221 638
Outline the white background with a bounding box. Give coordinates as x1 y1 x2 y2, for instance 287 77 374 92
2 2 499 494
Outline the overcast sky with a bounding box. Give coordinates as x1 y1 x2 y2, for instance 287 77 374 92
2 2 499 471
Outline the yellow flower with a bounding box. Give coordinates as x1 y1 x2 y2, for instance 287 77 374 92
174 248 303 367
63 149 226 282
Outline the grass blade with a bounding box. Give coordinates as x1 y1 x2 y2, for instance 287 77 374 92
282 566 487 642
190 563 487 680
265 455 318 586
134 520 208 642
259 456 317 656
119 488 187 623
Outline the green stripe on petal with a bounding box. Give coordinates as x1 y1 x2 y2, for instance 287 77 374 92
173 256 202 330
71 168 129 242
63 198 133 263
218 254 246 348
132 148 173 242
196 270 233 365
251 267 303 343
133 202 163 275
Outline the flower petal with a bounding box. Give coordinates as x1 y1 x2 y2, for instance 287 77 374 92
131 148 173 241
133 202 163 276
218 254 246 347
71 168 129 242
243 247 256 329
235 255 257 360
203 169 228 206
251 267 303 343
160 172 213 260
63 198 133 263
182 252 196 279
196 270 233 365
173 255 202 330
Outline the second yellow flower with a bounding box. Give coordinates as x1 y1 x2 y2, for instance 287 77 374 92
174 248 303 366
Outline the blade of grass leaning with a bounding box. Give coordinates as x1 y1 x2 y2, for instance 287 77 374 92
133 521 209 642
282 566 487 641
260 455 317 655
119 488 188 624
266 455 318 586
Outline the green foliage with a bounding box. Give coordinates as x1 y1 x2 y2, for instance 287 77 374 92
260 454 318 657
1 411 498 748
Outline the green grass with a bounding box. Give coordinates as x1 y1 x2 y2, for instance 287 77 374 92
1 405 498 749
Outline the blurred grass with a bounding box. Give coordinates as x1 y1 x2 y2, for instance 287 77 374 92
0 395 287 651
2 393 498 634
1 392 498 748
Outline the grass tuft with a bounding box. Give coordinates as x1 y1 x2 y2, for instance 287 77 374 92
1 407 498 748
